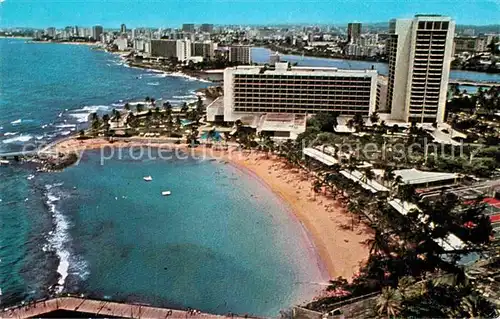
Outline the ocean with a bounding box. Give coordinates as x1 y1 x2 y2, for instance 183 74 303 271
0 38 325 316
1 39 498 316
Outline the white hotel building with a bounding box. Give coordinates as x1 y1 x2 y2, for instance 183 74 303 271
208 62 378 138
386 15 455 123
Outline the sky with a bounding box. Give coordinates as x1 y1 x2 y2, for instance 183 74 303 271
0 0 499 28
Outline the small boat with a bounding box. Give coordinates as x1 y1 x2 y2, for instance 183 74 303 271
143 176 153 181
27 174 35 180
0 160 10 166
162 191 171 196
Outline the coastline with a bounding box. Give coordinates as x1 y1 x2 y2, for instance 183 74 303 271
45 138 371 281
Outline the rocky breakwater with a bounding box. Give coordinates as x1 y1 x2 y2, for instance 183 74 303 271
36 152 79 172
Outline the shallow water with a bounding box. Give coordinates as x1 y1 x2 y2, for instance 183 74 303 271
35 149 324 315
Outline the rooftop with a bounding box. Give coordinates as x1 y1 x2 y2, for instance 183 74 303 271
230 64 377 76
393 168 460 186
303 147 339 166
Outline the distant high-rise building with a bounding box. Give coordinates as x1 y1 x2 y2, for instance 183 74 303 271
45 27 56 38
453 36 489 54
73 26 80 37
82 28 92 38
200 24 214 33
34 30 43 40
150 39 191 61
347 23 362 43
386 15 455 123
121 24 127 34
229 46 252 64
91 25 103 41
191 41 217 58
182 24 195 33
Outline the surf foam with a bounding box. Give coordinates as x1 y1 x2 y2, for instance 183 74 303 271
45 186 70 293
2 135 33 144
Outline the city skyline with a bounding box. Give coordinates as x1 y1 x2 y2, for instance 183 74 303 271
0 0 499 28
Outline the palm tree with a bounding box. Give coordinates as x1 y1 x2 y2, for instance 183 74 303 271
382 167 395 188
346 118 355 131
370 111 380 125
362 229 390 256
124 103 130 111
390 124 399 135
101 114 110 134
398 184 416 203
375 287 402 318
180 102 189 114
361 167 375 183
145 96 151 103
353 113 365 131
258 133 274 157
196 96 204 113
392 175 403 190
397 276 417 300
459 294 495 318
90 113 100 132
379 120 387 133
136 104 144 113
114 110 121 125
347 198 364 229
163 101 172 117
126 113 136 127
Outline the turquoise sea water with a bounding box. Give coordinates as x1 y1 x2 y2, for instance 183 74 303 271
0 39 325 316
35 149 325 315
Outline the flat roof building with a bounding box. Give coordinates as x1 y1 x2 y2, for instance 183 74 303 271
386 15 455 123
453 36 491 54
229 46 252 65
347 23 362 43
182 23 195 33
191 41 217 59
211 63 378 138
91 25 103 42
200 24 214 33
150 39 191 61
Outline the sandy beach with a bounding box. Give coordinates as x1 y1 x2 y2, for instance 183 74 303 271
46 138 371 280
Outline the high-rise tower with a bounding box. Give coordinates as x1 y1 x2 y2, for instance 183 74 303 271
386 15 455 123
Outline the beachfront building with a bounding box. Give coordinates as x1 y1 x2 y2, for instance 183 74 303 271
229 46 252 65
113 37 128 51
91 25 103 42
46 27 56 38
386 15 455 124
150 39 192 62
207 62 378 138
